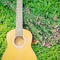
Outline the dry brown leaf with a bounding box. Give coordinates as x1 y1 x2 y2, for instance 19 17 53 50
26 7 30 14
54 25 58 29
52 29 57 33
42 41 46 46
53 15 57 21
37 21 41 25
32 40 39 44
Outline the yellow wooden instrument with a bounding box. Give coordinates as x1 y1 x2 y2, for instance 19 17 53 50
2 0 37 60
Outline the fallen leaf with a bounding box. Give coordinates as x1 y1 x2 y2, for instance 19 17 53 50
42 41 46 46
26 7 30 14
40 16 45 20
32 40 39 44
52 29 57 33
53 15 57 21
54 25 58 29
47 46 51 48
7 1 12 4
37 21 41 25
46 11 49 15
46 42 50 47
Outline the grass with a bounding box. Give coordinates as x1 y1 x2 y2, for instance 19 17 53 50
0 0 60 60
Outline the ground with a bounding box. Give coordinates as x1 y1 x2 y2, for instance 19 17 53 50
0 0 60 60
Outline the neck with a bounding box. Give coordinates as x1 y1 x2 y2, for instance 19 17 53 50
16 0 23 37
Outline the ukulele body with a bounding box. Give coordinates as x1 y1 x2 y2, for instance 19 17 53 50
2 29 37 60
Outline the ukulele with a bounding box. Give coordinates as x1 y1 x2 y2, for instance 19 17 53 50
2 0 37 60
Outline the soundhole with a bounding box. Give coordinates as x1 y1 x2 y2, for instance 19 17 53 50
14 36 24 46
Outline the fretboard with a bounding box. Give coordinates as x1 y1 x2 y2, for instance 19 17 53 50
16 0 23 37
